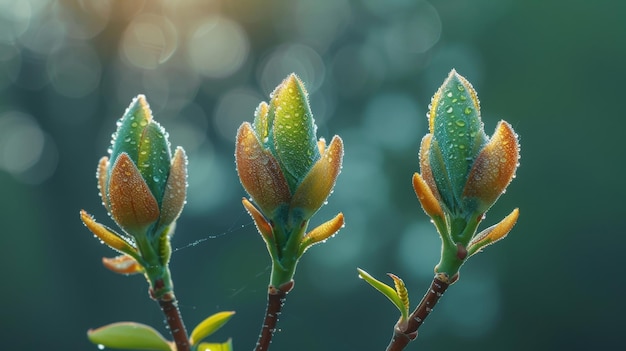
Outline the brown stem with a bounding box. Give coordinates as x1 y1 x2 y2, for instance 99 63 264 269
386 276 450 351
255 282 293 351
158 295 190 351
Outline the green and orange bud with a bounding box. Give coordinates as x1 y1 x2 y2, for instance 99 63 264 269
235 73 344 288
415 70 520 281
80 95 188 298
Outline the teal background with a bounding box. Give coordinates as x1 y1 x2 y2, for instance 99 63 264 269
1 0 624 350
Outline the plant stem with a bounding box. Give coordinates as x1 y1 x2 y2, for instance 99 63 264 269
385 276 450 351
255 282 293 351
158 295 190 351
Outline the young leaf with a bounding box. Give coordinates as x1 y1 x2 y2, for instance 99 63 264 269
357 268 408 320
189 311 236 346
388 273 410 322
87 322 171 350
196 338 233 351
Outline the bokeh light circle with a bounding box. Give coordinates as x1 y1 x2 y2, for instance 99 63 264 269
187 16 249 79
0 111 57 184
47 42 101 98
362 92 422 151
213 88 264 142
121 14 178 69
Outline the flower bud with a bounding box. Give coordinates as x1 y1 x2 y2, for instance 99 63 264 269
236 74 343 221
81 95 188 298
235 73 344 288
421 70 519 219
414 70 520 281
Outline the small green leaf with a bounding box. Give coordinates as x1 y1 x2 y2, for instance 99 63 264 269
196 338 233 351
87 322 171 350
388 273 410 322
189 311 236 346
357 268 408 320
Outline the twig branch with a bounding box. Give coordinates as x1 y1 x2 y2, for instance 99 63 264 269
158 295 190 351
255 282 293 351
386 276 450 351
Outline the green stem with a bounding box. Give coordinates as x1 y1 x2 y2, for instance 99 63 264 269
385 276 450 351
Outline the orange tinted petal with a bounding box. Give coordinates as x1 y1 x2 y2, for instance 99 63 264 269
235 123 291 216
108 153 160 233
158 147 187 228
290 135 343 218
102 254 144 275
462 121 519 212
242 197 273 243
80 210 137 256
467 208 519 256
299 212 344 255
418 134 441 202
412 173 443 218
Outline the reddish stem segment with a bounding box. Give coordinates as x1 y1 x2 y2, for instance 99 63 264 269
255 282 293 351
386 276 450 351
158 297 190 351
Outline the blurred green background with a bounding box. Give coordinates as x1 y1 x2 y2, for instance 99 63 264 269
1 0 624 350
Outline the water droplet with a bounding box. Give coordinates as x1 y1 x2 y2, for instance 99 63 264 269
153 176 160 182
131 122 138 128
446 106 453 114
460 95 467 101
455 120 466 127
446 92 453 98
97 344 105 350
464 107 472 115
457 84 465 91
139 120 147 127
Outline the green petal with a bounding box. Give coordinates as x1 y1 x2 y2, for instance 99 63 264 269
137 120 172 207
269 74 320 192
253 101 270 146
87 322 171 351
189 311 236 345
429 70 488 212
110 95 153 165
